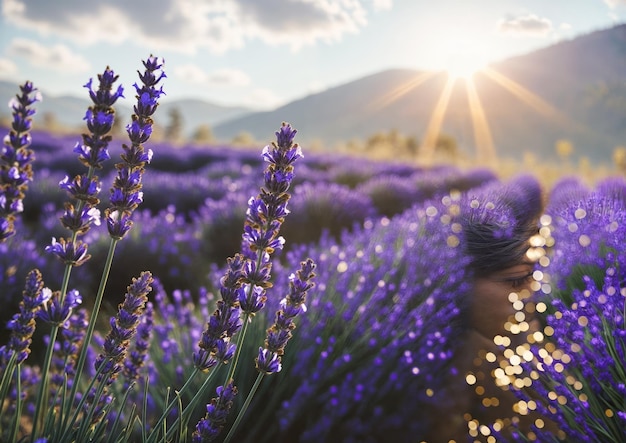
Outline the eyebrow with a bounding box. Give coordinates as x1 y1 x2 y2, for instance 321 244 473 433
489 270 534 284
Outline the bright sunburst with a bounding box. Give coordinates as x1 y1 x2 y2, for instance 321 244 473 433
444 53 487 80
368 35 567 167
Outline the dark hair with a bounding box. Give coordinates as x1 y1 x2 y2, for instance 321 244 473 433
461 175 544 277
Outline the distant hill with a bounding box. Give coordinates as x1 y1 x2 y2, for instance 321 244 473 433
213 24 626 163
0 81 253 135
2 24 625 163
159 98 252 136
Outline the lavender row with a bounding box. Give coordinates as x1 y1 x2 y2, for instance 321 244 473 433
1 159 495 324
2 62 625 443
509 176 626 441
0 61 321 442
127 174 543 442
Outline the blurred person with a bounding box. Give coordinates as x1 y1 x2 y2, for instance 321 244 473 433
426 175 547 441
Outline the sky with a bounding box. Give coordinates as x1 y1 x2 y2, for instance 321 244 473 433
1 0 625 110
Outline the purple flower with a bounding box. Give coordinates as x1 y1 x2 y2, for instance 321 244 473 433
49 308 88 397
256 259 316 374
213 338 236 363
59 203 101 234
73 141 111 168
256 348 282 374
105 55 165 240
195 123 303 372
271 191 475 439
50 67 122 274
281 181 377 246
59 174 101 205
192 381 238 443
193 349 219 372
84 68 125 109
105 210 134 239
45 237 90 266
123 301 154 389
238 283 267 315
38 289 82 327
76 66 122 169
513 177 626 441
1 81 40 240
0 269 50 366
94 272 153 387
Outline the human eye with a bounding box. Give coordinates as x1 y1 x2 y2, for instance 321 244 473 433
508 271 534 289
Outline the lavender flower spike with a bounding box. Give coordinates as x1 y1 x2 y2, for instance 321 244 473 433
257 258 316 374
95 271 153 385
76 66 124 170
190 123 304 442
105 55 165 240
195 123 303 371
194 257 244 371
48 308 88 396
0 269 51 367
122 301 154 389
0 81 41 241
192 381 238 443
47 67 122 267
81 273 153 428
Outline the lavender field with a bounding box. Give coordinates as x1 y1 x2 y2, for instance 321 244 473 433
1 62 625 443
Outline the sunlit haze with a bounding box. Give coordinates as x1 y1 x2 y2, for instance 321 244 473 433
0 0 624 109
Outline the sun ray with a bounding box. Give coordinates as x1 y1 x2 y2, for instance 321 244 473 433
465 76 497 166
481 67 568 123
368 71 438 111
419 73 455 165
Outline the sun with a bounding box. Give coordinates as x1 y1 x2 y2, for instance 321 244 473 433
444 55 486 80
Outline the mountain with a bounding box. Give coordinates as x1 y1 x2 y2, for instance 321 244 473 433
213 24 626 163
0 81 253 135
158 98 252 135
2 24 624 163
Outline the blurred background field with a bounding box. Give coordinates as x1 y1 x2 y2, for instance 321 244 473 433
2 2 626 441
2 21 626 190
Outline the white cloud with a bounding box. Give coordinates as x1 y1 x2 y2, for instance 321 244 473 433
173 64 209 84
206 68 251 86
371 0 392 11
235 0 368 50
6 38 91 73
3 0 374 53
497 14 553 37
173 64 251 86
0 58 18 79
604 0 626 7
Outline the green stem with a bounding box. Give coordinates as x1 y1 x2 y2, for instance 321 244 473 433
30 230 78 441
75 371 111 440
30 325 60 441
223 373 264 443
162 366 221 442
223 316 250 387
57 359 109 442
0 352 17 412
63 238 118 433
145 367 201 443
8 365 22 442
142 376 149 443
